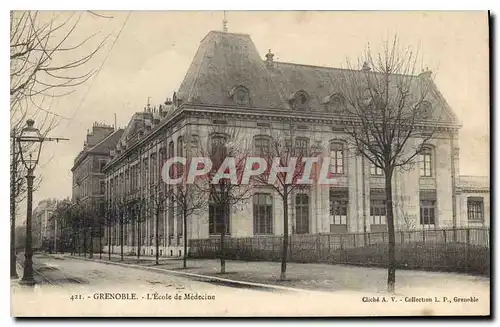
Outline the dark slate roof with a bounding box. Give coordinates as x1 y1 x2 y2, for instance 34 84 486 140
90 128 124 154
176 30 458 124
268 62 457 122
177 31 287 109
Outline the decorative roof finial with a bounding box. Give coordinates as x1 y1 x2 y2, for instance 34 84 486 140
222 10 228 32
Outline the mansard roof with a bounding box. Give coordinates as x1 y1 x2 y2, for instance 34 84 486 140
176 30 459 125
177 31 287 109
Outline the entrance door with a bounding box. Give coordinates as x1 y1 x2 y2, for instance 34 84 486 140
295 194 310 234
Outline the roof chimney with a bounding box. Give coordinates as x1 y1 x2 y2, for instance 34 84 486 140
265 49 274 69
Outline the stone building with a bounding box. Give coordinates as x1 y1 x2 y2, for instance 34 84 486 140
458 175 490 227
102 29 468 257
71 123 124 251
32 198 58 249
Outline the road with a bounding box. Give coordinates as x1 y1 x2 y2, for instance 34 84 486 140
11 253 490 317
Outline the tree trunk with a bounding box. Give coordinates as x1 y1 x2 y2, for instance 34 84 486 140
89 227 94 259
155 210 159 266
281 190 289 281
108 222 111 261
99 223 102 259
120 216 124 261
385 171 396 293
83 226 87 257
220 204 226 274
183 211 188 269
137 220 141 263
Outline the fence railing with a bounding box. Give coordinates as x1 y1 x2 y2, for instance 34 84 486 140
189 227 490 276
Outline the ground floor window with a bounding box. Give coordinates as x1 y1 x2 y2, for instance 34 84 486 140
295 193 309 234
253 193 273 235
420 190 437 226
370 200 387 225
209 192 230 235
330 188 348 226
370 189 386 225
467 197 484 222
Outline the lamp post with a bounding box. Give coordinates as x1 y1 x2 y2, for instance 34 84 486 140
16 119 68 286
17 119 44 286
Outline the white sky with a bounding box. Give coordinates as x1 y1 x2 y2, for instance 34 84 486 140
13 11 489 209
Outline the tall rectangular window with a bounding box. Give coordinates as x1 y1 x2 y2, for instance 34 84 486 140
168 195 175 237
419 191 436 226
208 191 230 235
420 148 433 177
295 193 309 234
467 198 484 222
253 193 273 235
295 137 309 154
370 201 386 224
329 188 348 225
150 153 157 184
254 137 270 155
329 142 344 175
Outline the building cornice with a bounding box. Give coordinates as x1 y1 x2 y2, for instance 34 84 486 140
103 103 461 171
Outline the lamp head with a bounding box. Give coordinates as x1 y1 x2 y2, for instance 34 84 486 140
18 119 43 171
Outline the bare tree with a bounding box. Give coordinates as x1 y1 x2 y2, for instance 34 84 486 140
10 11 105 110
128 197 147 262
167 143 208 268
332 37 442 292
252 121 322 280
145 183 167 265
196 126 252 274
10 11 105 273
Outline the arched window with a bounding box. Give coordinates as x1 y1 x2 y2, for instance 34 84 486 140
419 147 433 177
419 101 433 118
329 142 344 175
323 93 345 112
229 85 250 106
290 90 310 110
150 153 157 183
177 136 184 157
168 141 174 159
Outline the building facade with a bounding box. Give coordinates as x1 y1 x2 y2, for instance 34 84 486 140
71 122 124 251
32 198 58 249
102 30 468 257
458 175 490 227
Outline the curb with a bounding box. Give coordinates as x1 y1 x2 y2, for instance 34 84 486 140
63 255 328 294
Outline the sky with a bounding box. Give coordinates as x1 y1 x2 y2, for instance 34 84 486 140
13 11 489 211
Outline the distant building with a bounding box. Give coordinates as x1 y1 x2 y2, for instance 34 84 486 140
102 29 466 257
458 176 490 227
71 123 124 252
32 198 58 249
71 122 124 210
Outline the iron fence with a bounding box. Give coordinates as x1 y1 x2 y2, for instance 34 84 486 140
189 227 490 276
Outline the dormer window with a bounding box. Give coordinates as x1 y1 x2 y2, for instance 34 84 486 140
229 85 250 106
419 101 433 117
290 90 310 110
323 93 345 112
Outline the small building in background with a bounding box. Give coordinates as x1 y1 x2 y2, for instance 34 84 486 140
458 176 490 227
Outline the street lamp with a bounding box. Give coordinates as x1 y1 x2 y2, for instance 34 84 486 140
17 119 44 286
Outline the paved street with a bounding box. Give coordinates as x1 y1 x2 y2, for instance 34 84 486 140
11 253 490 317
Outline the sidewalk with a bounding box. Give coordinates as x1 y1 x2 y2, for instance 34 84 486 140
66 254 490 295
